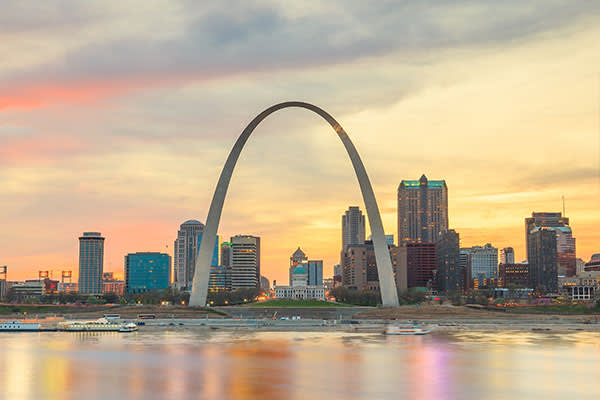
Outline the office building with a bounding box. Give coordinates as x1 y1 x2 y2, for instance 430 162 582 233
209 265 232 292
527 227 558 292
498 263 529 287
436 230 462 292
500 247 515 264
459 250 472 290
230 235 261 289
342 206 365 252
173 220 205 290
398 175 448 243
461 244 498 280
405 242 436 288
307 260 323 286
78 232 105 295
342 241 380 291
125 252 171 294
221 242 233 268
389 245 408 293
526 212 576 277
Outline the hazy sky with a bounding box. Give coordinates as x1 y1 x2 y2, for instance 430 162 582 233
1 0 599 284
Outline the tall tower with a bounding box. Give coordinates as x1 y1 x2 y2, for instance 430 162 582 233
230 235 261 289
397 174 448 243
173 220 205 290
341 206 365 263
525 212 575 277
78 232 105 294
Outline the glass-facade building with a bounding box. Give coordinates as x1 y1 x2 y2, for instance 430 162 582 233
125 252 171 294
307 260 323 286
78 232 105 295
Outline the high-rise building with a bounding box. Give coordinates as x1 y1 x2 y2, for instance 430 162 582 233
525 212 576 277
500 247 515 264
124 252 171 294
405 242 437 288
527 227 558 292
173 220 204 290
342 206 365 252
342 241 379 291
389 245 407 293
307 260 324 286
436 230 462 292
398 175 448 243
221 242 233 268
461 244 498 280
230 235 261 289
78 232 105 295
459 250 472 290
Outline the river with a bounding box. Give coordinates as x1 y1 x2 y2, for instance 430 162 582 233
1 329 599 399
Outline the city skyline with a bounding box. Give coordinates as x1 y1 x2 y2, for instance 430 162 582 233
2 2 600 286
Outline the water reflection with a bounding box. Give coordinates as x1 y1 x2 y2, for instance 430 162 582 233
0 330 599 400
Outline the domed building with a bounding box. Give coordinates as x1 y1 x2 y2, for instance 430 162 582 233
275 248 325 300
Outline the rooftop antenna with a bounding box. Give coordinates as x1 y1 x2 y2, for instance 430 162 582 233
562 194 566 216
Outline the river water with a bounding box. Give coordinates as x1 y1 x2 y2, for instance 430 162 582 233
1 329 599 400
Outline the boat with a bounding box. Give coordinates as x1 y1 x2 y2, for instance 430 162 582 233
119 322 138 332
384 323 433 335
58 318 138 332
0 320 41 331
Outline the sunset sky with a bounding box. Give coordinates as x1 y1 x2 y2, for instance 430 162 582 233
1 1 599 284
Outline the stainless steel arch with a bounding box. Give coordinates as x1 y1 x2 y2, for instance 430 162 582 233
189 102 399 307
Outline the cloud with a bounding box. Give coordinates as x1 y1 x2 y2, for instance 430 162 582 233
1 0 599 111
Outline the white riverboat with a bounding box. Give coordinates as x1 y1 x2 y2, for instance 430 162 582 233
384 323 433 335
59 318 137 332
0 320 41 331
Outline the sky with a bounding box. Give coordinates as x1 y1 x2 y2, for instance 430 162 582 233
1 0 599 284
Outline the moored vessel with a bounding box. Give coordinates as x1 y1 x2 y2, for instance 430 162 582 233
0 320 41 331
384 323 433 335
58 318 138 332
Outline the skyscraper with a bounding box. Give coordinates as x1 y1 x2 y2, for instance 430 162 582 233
78 232 104 294
405 242 437 288
527 227 558 292
500 247 515 264
221 242 233 268
173 220 204 290
230 235 261 289
436 230 462 292
342 241 379 291
397 174 448 243
124 252 171 294
307 260 324 286
342 206 365 251
525 212 576 277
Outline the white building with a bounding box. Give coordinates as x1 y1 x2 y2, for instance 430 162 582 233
231 235 260 289
275 265 325 300
462 244 498 279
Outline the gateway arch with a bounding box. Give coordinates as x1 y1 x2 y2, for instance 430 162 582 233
189 101 400 307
